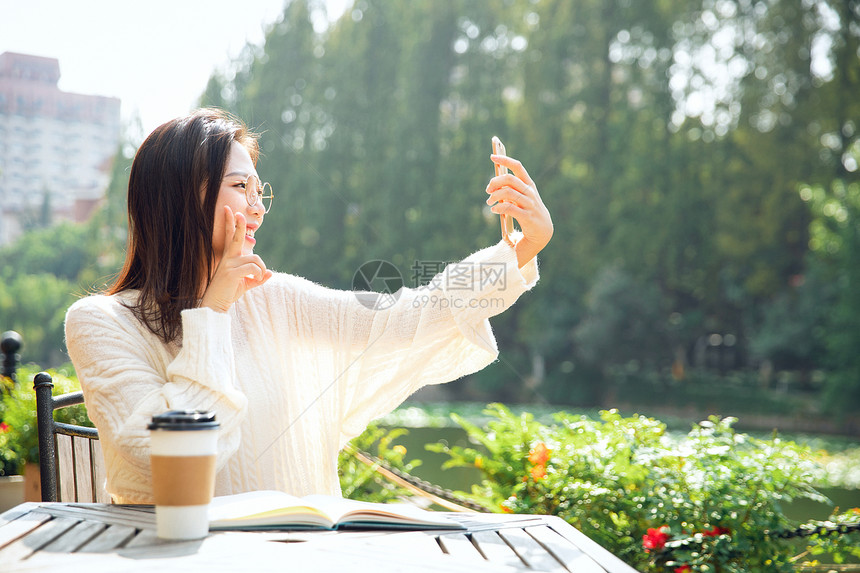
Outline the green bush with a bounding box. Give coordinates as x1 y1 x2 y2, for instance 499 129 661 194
0 365 93 475
338 424 421 503
800 507 860 567
428 404 859 572
0 375 17 476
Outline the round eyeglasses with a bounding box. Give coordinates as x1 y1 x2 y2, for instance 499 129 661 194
242 175 274 213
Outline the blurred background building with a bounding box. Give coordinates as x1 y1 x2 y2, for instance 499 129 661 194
0 52 120 245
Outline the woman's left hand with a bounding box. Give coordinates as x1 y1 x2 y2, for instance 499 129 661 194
201 207 273 313
487 154 554 267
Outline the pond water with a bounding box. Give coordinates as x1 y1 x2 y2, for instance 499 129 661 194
787 487 860 521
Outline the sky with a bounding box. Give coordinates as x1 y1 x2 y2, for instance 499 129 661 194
0 0 350 141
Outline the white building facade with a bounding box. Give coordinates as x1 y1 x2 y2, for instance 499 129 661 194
0 52 121 245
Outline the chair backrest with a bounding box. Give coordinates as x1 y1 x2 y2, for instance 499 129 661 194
33 372 109 503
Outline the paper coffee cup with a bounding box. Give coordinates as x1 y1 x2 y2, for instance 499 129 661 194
148 410 219 540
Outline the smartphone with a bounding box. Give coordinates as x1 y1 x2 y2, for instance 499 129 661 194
492 136 517 246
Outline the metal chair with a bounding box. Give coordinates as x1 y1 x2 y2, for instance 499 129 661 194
33 372 108 503
1 330 22 384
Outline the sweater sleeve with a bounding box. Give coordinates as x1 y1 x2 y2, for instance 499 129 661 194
64 297 248 501
334 239 538 443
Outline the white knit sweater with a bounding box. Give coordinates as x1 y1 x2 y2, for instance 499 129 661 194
64 240 538 503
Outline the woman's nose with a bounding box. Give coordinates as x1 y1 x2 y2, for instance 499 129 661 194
248 197 265 218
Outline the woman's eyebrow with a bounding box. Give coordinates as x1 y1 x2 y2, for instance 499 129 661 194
223 171 250 179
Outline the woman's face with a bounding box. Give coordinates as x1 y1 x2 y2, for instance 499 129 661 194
211 141 265 266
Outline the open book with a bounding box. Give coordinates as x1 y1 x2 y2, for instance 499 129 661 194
208 491 466 531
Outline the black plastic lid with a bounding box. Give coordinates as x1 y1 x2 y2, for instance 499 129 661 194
147 410 219 431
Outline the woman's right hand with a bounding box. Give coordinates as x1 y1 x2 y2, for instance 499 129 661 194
201 206 273 313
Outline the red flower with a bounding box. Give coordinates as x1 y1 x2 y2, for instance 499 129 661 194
675 566 692 573
642 526 671 552
702 526 730 537
500 503 514 514
528 442 551 465
530 464 547 481
0 422 9 433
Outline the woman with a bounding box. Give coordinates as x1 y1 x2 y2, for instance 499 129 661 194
65 108 553 504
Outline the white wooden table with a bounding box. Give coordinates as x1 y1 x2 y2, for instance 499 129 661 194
1 502 638 572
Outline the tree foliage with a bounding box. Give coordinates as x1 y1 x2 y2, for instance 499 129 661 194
4 0 860 412
0 142 133 365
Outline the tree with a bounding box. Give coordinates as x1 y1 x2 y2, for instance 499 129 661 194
0 270 78 366
804 180 860 412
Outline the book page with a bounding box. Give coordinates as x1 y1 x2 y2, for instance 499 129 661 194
209 491 465 530
209 490 334 529
302 495 464 529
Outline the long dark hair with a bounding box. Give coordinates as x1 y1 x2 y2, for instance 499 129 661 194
110 108 259 342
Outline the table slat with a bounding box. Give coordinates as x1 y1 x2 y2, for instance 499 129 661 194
526 525 608 573
446 513 546 532
37 503 155 529
40 519 106 553
346 530 447 560
498 526 569 572
437 533 488 563
316 532 520 573
471 530 527 569
123 527 161 548
548 520 637 573
0 516 78 562
0 502 41 527
0 510 53 549
77 523 138 553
